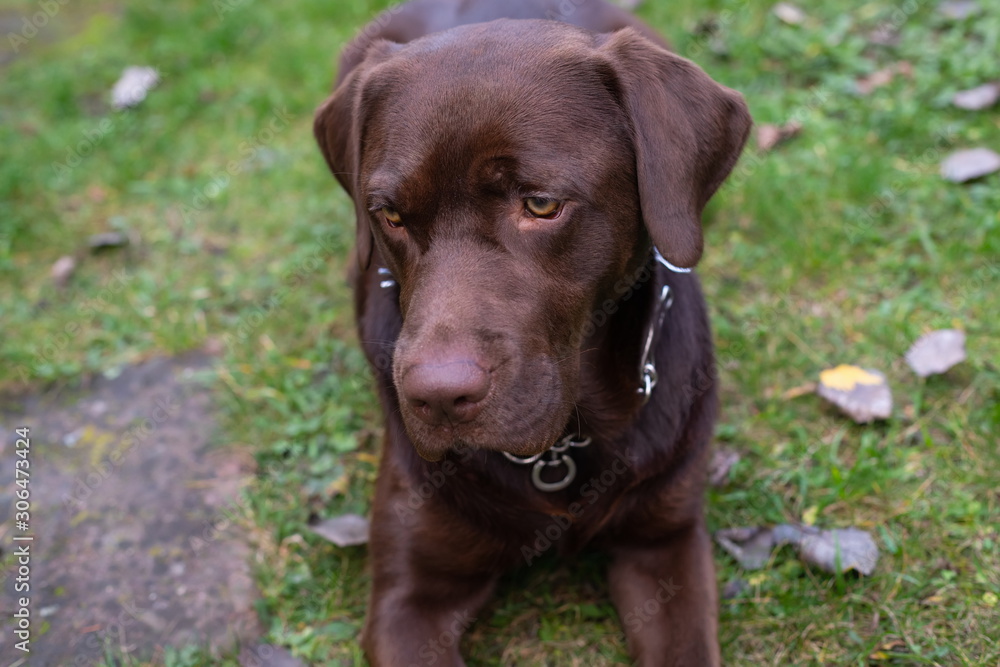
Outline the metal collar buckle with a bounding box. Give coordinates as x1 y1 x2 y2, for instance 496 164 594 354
503 435 593 492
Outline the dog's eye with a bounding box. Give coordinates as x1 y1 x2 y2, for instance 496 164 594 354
381 206 404 228
524 197 562 219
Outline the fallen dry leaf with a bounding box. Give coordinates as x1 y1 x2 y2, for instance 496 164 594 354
817 365 893 423
781 382 818 400
869 637 909 661
716 524 880 575
756 121 803 152
793 526 880 575
111 66 160 110
938 0 980 19
708 448 741 487
905 329 967 377
308 514 370 547
772 2 806 25
953 83 1000 110
940 148 1000 182
51 255 77 287
856 62 913 95
715 527 777 570
89 232 129 251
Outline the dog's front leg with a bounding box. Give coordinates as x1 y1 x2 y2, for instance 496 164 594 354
361 464 499 667
609 522 721 667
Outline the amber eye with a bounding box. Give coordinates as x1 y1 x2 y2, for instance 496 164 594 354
381 206 403 228
524 197 562 219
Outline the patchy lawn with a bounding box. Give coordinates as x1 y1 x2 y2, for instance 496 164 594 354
1 0 997 664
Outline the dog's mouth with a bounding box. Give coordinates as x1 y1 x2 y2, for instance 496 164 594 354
399 364 576 462
406 415 572 462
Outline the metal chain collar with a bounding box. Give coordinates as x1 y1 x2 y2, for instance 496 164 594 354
506 247 682 492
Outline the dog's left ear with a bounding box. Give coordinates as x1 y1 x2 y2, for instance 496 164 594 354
598 28 752 269
313 39 400 272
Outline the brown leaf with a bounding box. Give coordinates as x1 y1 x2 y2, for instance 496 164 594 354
772 2 806 25
905 329 967 377
716 524 880 575
941 148 1000 183
794 526 880 575
714 527 777 570
856 62 913 96
51 255 77 287
817 365 893 423
756 121 803 152
88 232 129 251
308 514 369 547
781 382 818 400
953 83 1000 110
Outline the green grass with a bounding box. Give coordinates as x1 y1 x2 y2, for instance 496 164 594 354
2 0 998 664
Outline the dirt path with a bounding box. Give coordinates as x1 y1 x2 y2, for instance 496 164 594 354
0 355 267 665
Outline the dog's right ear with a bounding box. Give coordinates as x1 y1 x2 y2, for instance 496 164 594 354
314 40 400 271
598 29 751 269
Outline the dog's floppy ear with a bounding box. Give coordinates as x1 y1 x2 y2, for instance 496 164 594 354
599 29 751 269
314 40 399 271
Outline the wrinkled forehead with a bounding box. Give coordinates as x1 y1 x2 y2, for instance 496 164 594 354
358 22 628 192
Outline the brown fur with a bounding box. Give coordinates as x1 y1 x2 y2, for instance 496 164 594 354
313 1 751 664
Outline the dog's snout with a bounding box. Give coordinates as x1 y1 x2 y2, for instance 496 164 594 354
401 355 491 426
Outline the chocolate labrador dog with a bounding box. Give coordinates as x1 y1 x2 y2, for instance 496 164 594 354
314 0 750 664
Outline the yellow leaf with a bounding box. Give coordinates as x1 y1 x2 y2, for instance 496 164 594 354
983 592 998 608
802 505 819 526
820 365 885 391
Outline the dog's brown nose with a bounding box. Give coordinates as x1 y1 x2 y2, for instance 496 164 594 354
401 357 491 426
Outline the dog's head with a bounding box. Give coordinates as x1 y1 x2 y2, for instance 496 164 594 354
315 20 750 461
